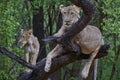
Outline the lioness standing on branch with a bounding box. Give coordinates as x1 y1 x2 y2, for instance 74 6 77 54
19 29 40 72
45 5 104 79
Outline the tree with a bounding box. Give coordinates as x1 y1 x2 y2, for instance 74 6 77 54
0 0 110 80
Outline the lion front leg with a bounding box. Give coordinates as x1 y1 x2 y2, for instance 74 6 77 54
45 45 64 72
54 26 66 37
81 46 100 79
24 52 31 72
30 52 39 65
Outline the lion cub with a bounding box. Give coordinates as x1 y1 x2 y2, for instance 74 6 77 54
19 29 40 72
45 5 104 79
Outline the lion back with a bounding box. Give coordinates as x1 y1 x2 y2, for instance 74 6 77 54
76 25 103 54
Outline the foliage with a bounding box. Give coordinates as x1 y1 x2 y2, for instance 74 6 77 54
0 0 28 79
96 0 120 80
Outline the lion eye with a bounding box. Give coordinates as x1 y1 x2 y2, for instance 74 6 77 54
22 36 24 38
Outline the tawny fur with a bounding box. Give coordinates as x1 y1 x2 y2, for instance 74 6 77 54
45 5 104 79
19 29 40 72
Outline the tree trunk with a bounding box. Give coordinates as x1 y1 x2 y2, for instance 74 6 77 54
33 6 46 61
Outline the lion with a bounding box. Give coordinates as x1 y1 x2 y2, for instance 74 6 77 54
19 29 40 72
44 5 104 79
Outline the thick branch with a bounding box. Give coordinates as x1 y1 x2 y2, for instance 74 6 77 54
21 44 109 80
0 44 109 80
0 46 36 69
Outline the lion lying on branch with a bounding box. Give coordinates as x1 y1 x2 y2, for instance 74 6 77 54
44 5 104 79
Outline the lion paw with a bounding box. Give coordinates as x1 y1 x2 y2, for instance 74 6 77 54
44 60 51 72
54 33 61 37
81 69 88 79
44 65 50 72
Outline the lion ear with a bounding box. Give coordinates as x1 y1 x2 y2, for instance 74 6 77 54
59 4 64 10
73 5 80 13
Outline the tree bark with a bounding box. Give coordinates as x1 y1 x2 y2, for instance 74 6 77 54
33 6 46 61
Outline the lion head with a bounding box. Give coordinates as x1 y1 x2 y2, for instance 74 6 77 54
60 5 80 26
18 29 33 46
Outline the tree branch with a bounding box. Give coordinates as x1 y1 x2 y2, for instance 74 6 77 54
21 44 109 80
0 44 109 80
0 46 36 69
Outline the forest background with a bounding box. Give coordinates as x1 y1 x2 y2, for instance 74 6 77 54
0 0 120 80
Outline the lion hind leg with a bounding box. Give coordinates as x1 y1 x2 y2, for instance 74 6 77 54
81 46 100 79
45 45 64 72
